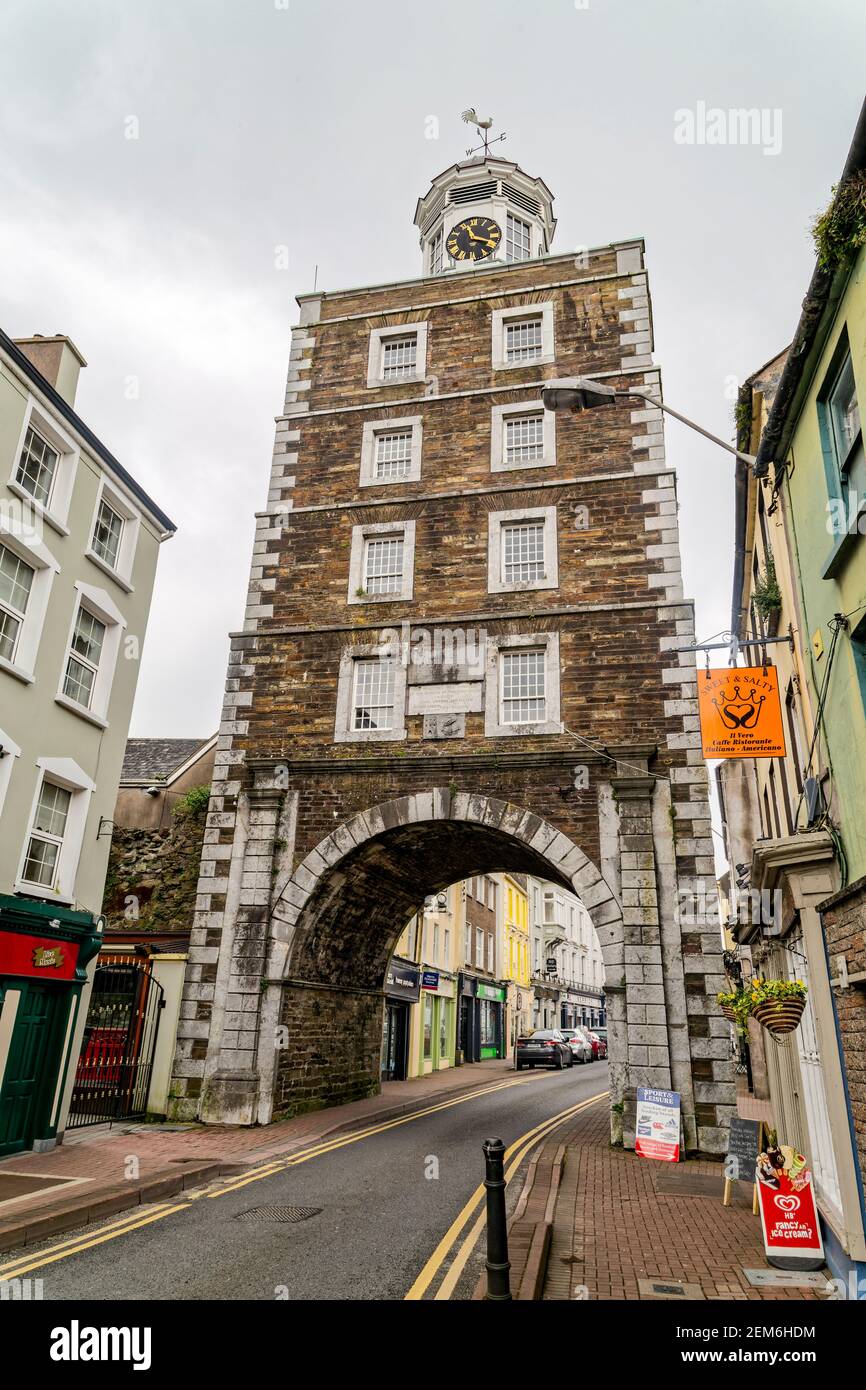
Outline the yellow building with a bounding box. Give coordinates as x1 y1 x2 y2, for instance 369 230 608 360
502 872 531 1053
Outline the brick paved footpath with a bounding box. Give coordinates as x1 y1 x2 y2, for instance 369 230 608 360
0 1059 517 1249
540 1101 825 1302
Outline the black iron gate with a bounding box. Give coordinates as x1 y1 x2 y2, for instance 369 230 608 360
68 959 165 1129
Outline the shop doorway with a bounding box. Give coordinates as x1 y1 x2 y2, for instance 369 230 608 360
381 999 409 1081
0 983 60 1157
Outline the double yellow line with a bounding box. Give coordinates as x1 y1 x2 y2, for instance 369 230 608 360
0 1074 537 1281
405 1090 607 1301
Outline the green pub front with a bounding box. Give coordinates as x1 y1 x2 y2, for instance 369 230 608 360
0 896 102 1155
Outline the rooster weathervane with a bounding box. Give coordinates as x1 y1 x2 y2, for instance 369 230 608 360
461 108 507 158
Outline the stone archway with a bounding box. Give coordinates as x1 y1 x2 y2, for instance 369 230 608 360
259 788 626 1129
171 748 732 1157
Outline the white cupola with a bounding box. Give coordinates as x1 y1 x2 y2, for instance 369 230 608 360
414 156 556 277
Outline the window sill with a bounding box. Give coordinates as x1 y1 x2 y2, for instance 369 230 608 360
334 727 407 744
486 720 563 738
488 577 558 596
359 473 422 489
492 456 556 474
0 655 35 684
348 591 414 605
84 548 134 594
493 354 555 372
13 881 74 906
366 375 427 390
6 480 70 537
55 693 109 729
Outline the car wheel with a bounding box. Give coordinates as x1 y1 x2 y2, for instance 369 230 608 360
555 1052 564 1070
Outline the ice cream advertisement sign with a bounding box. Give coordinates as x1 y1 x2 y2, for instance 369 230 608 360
755 1141 825 1267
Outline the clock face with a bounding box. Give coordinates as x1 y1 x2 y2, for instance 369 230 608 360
446 216 502 262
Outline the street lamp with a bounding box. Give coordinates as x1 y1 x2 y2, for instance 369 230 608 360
541 377 756 468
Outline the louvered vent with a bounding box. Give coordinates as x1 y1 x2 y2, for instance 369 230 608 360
448 179 498 206
421 188 445 236
503 183 540 216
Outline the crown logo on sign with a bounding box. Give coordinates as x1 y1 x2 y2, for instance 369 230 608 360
712 684 766 731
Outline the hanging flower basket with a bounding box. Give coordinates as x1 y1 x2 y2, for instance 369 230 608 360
752 997 806 1035
716 988 750 1029
747 979 807 1036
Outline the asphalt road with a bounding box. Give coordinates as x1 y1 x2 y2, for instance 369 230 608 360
5 1062 608 1301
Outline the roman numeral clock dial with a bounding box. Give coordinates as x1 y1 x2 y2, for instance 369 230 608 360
446 216 502 262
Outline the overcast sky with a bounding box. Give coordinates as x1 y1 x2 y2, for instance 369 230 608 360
1 0 863 754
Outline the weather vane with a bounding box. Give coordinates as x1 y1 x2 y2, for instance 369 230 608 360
461 108 507 158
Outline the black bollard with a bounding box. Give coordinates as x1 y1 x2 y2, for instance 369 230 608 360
482 1137 511 1300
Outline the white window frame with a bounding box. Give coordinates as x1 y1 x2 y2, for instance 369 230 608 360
490 399 556 472
335 642 407 743
56 582 126 728
491 302 555 371
428 228 444 277
0 725 21 819
366 322 429 388
85 478 141 591
484 631 561 737
348 519 416 604
15 756 95 904
8 400 79 536
487 505 558 595
360 416 423 488
505 212 533 263
0 514 60 685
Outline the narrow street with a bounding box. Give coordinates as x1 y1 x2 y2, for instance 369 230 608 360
1 1067 607 1302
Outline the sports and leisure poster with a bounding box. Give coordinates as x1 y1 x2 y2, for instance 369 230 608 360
635 1087 681 1162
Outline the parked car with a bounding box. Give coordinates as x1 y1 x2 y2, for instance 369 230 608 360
559 1027 592 1064
588 1031 608 1060
515 1029 573 1070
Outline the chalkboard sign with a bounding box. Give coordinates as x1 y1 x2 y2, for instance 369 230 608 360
725 1117 762 1182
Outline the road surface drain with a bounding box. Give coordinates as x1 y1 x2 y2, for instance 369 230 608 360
234 1205 322 1224
637 1277 705 1300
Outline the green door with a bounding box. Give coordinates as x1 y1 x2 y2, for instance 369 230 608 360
0 983 59 1156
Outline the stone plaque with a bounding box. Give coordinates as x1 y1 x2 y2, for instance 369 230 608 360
409 683 483 715
423 713 465 740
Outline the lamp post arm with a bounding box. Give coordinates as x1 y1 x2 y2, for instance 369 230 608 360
621 389 756 467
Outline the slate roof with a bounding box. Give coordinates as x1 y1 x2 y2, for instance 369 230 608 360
120 737 213 783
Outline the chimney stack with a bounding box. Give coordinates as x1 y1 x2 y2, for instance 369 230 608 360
13 334 87 408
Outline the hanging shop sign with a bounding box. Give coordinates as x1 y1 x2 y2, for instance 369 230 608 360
697 666 786 759
635 1087 681 1162
755 1141 824 1268
476 982 505 1003
421 970 440 991
385 958 421 1003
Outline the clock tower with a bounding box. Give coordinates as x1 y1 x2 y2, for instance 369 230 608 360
171 132 733 1157
414 155 556 275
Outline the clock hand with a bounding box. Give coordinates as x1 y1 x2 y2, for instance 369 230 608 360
465 230 498 250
